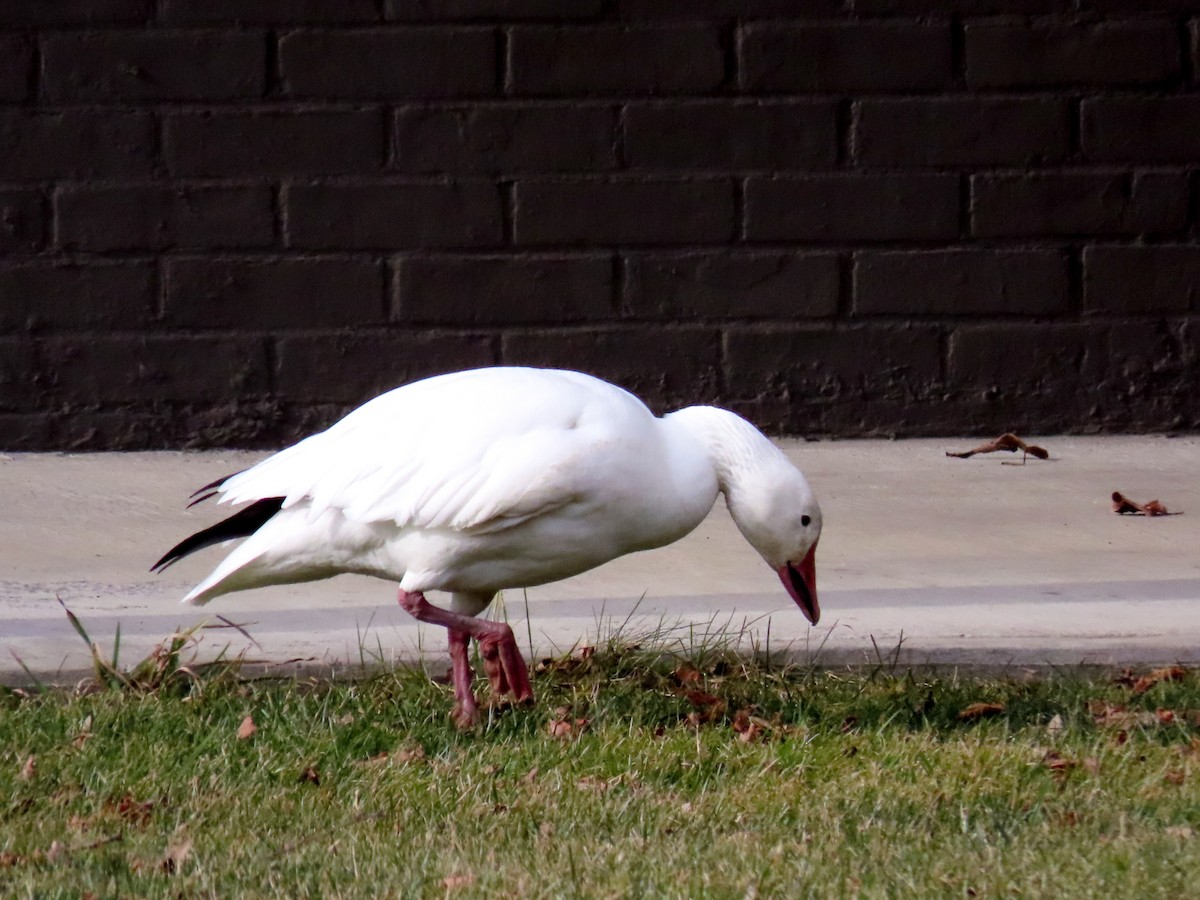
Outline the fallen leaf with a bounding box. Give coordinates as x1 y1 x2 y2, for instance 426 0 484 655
160 836 192 875
1082 757 1101 776
958 702 1006 722
1046 714 1065 735
1112 491 1179 516
577 645 595 661
1156 708 1177 726
336 713 355 726
44 841 66 864
0 851 22 867
1042 750 1077 782
112 794 155 826
1165 769 1186 786
521 767 539 784
1133 666 1187 694
236 715 256 740
299 765 320 785
1166 825 1194 839
673 663 702 685
683 690 726 723
946 433 1048 462
18 754 35 781
548 718 574 739
441 873 475 890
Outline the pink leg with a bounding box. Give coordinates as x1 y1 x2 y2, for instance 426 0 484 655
446 628 478 729
398 589 533 725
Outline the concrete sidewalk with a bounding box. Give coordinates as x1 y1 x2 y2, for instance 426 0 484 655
2 435 1198 682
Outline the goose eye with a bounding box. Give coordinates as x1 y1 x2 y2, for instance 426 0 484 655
801 515 812 527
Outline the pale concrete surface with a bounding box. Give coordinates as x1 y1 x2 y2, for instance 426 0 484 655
1 436 1198 682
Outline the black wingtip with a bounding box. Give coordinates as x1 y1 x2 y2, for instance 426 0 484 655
151 497 285 574
189 470 244 501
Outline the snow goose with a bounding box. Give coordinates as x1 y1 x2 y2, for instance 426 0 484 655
154 367 822 726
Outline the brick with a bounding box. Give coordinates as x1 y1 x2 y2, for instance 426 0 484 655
514 178 734 245
965 21 1181 88
501 327 721 408
619 0 843 16
854 250 1069 317
745 175 959 242
1077 0 1200 13
396 254 614 324
0 35 32 102
725 326 942 398
161 0 379 23
1083 245 1200 314
624 100 837 170
1104 320 1197 408
56 185 274 253
1081 96 1200 163
948 323 1096 391
625 251 838 319
0 263 153 332
854 98 1068 167
0 111 155 180
0 339 38 410
43 32 266 102
392 104 616 173
388 0 606 18
0 0 150 24
510 25 724 95
163 258 384 329
855 0 1074 10
164 111 383 177
280 29 496 99
42 336 270 404
276 333 496 404
0 190 46 253
285 183 503 250
0 413 53 450
971 173 1188 238
740 23 951 93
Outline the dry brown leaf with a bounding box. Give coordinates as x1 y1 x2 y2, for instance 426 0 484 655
673 663 702 685
1045 714 1065 735
236 715 256 740
112 794 155 826
18 754 35 781
1133 666 1187 694
0 851 22 868
946 433 1048 461
548 718 574 739
1156 708 1177 726
958 702 1006 722
1082 757 1101 776
521 767 539 784
1166 825 1195 839
299 765 320 786
577 645 595 661
1042 750 1077 782
1165 769 1186 786
441 873 475 890
1112 492 1179 517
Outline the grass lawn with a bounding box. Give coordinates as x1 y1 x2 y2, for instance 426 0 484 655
2 632 1198 899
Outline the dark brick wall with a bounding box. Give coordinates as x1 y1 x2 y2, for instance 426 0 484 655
2 1 1199 449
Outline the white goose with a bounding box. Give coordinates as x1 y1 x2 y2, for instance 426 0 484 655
154 367 822 726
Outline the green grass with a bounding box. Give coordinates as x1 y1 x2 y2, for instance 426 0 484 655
2 643 1198 899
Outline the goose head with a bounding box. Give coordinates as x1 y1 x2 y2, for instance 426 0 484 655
725 457 822 625
667 406 823 625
